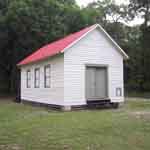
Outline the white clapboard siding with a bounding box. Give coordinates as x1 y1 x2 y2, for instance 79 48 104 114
21 54 64 105
20 27 125 106
64 28 124 106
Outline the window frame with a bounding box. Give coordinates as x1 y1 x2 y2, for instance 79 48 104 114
44 64 51 88
26 70 31 88
34 68 40 88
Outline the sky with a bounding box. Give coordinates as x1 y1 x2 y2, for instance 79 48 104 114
76 0 144 26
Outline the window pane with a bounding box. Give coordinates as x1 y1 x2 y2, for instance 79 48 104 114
35 80 39 87
35 68 40 88
36 70 40 79
35 71 39 79
27 70 31 88
45 67 50 77
27 71 31 79
44 65 51 88
47 77 51 86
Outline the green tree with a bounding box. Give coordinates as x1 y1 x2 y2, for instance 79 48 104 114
129 0 150 91
0 0 86 93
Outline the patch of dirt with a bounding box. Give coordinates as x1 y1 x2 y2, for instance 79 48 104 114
129 111 150 120
0 144 23 150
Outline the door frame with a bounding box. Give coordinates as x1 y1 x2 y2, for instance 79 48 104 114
85 64 109 100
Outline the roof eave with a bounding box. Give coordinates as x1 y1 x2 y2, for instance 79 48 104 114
17 51 63 67
96 24 129 60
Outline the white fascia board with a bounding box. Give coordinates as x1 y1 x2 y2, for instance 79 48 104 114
61 24 129 60
96 24 129 60
61 24 98 53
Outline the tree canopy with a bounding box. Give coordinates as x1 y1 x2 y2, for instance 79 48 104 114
0 0 149 95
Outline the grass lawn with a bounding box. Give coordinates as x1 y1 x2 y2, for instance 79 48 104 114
0 98 150 150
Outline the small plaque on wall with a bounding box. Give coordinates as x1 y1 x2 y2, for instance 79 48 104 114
116 88 122 97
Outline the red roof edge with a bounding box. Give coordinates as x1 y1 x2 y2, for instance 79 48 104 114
17 24 98 66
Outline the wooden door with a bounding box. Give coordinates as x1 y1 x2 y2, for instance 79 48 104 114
86 66 108 100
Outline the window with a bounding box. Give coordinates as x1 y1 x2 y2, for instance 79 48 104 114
27 70 31 88
116 88 122 97
34 68 40 88
44 65 51 88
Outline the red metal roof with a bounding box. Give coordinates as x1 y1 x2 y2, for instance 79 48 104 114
18 24 96 66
